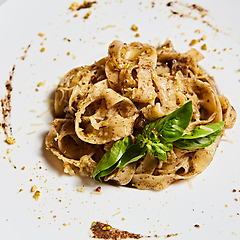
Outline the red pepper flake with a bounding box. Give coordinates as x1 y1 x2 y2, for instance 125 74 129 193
194 224 200 228
96 186 101 192
233 189 237 192
90 76 95 82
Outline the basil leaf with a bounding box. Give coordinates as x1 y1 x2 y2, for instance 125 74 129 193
173 128 222 150
93 136 133 183
118 144 145 168
142 119 159 136
180 121 225 139
150 142 173 162
93 161 119 183
155 101 193 142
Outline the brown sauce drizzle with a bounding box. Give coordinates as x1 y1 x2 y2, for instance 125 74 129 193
77 1 97 10
167 2 208 13
90 221 178 239
91 222 144 239
1 65 15 139
166 1 219 32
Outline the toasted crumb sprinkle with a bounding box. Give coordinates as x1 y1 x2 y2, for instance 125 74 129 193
5 137 16 145
31 185 37 192
201 44 207 50
84 11 91 19
189 39 197 46
135 33 140 37
37 80 46 87
69 2 80 11
38 32 45 37
40 47 45 52
102 225 111 231
67 51 71 55
201 35 207 40
33 190 41 200
131 24 138 31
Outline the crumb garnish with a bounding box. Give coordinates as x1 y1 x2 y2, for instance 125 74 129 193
90 221 143 239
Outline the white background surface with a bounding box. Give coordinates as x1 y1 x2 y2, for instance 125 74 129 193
0 0 240 239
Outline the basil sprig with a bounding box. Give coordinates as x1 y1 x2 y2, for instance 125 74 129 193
93 101 225 183
93 136 133 183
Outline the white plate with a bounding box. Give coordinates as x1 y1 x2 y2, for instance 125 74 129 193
0 0 240 239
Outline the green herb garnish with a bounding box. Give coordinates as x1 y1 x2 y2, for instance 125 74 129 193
93 101 225 183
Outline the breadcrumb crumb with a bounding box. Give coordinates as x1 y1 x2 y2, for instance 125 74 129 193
38 32 45 37
5 137 16 145
201 44 207 50
69 2 80 11
33 190 41 200
31 185 37 192
84 11 91 19
131 24 138 31
189 39 197 46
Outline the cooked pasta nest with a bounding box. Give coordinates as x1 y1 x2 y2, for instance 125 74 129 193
46 40 236 190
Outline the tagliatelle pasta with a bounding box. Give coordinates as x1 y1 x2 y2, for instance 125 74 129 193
45 40 236 190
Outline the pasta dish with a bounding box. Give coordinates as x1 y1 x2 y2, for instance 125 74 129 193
45 40 236 190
